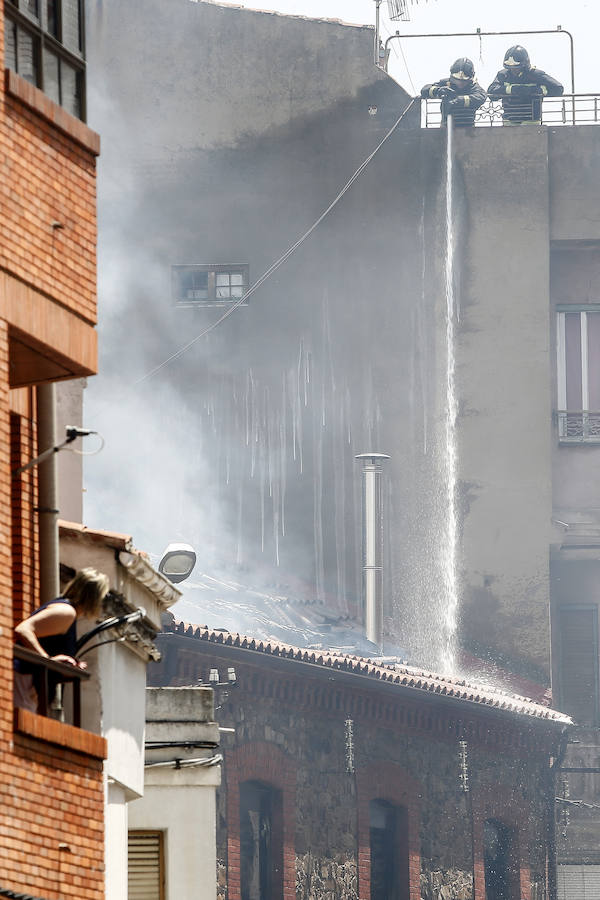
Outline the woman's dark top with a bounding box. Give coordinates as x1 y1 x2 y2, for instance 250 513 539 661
37 597 77 658
15 597 76 675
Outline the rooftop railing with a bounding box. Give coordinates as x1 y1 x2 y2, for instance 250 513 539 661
14 646 89 725
422 95 600 128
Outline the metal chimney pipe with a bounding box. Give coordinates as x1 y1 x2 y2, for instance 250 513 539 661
355 452 390 652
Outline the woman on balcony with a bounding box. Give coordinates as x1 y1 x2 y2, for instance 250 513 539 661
14 567 109 713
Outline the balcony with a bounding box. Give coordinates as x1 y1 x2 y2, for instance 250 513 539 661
13 646 107 757
557 411 600 443
422 95 600 129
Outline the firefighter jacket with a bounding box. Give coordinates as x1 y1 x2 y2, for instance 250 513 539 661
420 78 486 127
487 67 563 123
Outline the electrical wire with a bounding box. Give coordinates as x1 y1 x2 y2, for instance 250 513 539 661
394 34 417 95
134 98 416 386
65 433 105 456
145 753 223 769
556 796 600 810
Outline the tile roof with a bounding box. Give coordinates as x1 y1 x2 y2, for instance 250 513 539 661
164 618 572 726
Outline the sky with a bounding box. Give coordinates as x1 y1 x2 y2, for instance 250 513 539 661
229 0 597 96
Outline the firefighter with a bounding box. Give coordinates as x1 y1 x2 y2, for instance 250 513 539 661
421 58 486 127
487 45 563 124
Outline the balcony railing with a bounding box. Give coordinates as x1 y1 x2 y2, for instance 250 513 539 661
14 646 89 725
422 95 600 128
557 411 600 443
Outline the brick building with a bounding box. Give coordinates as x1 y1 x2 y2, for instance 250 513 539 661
0 0 104 897
150 618 571 900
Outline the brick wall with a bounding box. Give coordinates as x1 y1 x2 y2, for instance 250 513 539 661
0 72 99 325
0 3 104 896
155 639 558 900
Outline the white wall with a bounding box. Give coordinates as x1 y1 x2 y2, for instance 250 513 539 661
128 765 221 900
106 781 129 900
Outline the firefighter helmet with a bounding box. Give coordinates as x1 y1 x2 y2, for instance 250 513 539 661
503 45 531 74
450 57 475 83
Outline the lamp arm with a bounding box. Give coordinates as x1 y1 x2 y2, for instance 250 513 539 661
75 608 145 655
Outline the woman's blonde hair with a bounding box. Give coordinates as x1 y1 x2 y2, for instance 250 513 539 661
63 568 110 618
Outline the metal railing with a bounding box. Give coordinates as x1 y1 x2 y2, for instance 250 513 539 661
422 95 600 128
557 411 600 443
14 646 89 725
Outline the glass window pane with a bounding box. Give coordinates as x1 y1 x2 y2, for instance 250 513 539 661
191 271 208 291
43 50 60 105
25 0 39 19
216 273 229 286
5 20 17 72
62 0 82 55
216 286 231 299
60 61 80 118
17 27 37 85
231 273 244 285
587 313 600 410
565 313 583 410
231 286 244 298
46 0 59 38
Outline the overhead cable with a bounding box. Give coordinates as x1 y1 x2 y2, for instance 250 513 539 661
134 98 416 385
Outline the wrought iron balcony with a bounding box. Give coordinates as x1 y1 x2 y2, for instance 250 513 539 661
556 411 600 443
422 95 600 129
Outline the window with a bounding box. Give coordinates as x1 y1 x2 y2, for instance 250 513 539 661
4 0 85 119
558 606 599 725
369 799 409 900
483 820 518 900
557 308 600 442
240 781 282 900
172 264 249 307
558 865 600 900
128 830 165 900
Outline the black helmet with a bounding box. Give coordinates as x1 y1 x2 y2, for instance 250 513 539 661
503 45 531 74
450 57 475 82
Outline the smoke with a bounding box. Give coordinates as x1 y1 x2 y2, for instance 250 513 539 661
83 0 456 667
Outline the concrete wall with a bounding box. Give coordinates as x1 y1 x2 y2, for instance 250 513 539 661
550 128 600 241
449 126 553 679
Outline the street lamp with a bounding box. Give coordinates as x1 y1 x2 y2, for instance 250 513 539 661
158 542 197 584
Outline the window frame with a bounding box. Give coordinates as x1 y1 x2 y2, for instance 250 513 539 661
556 305 600 443
4 0 87 121
483 818 519 900
128 829 166 900
239 779 283 900
557 603 600 726
172 264 250 308
369 797 410 900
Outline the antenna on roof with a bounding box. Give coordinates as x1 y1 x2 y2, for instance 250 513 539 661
387 0 411 22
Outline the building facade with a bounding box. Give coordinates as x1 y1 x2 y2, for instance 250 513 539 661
1 0 104 895
152 618 570 900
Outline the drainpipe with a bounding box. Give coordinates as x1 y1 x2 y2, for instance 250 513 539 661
36 383 59 604
355 452 390 652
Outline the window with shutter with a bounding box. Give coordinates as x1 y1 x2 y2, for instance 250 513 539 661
558 865 600 900
558 606 599 726
128 830 165 900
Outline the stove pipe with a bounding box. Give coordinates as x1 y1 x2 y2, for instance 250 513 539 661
355 452 390 652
